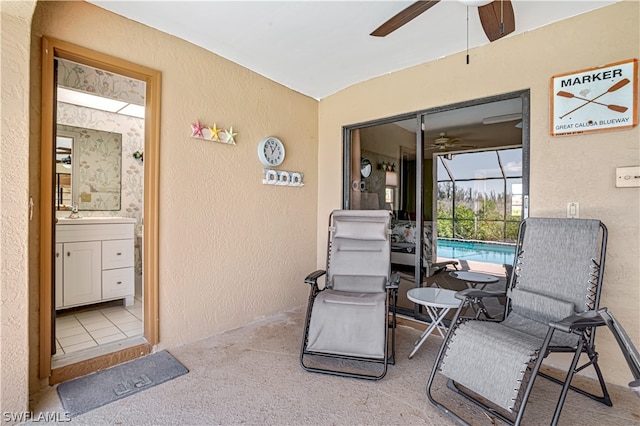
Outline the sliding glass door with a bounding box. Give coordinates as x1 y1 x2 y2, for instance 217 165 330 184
343 91 529 320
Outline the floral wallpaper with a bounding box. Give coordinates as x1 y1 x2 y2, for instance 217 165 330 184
57 58 145 106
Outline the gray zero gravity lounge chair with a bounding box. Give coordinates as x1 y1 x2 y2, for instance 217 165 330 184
300 210 399 380
427 217 611 425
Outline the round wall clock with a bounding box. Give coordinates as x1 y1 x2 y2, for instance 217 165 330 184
257 136 285 167
360 158 372 178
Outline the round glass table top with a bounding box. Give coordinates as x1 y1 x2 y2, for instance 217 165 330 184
449 271 499 284
407 287 461 308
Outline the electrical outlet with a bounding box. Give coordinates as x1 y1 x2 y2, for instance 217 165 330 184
567 202 579 218
616 166 640 188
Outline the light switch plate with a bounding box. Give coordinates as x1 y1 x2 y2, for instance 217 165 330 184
616 166 640 188
567 202 579 218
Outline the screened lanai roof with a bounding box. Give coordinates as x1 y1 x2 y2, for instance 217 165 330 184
437 148 522 181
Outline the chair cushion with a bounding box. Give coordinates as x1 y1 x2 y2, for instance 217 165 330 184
331 275 387 293
322 292 379 306
306 290 387 359
334 219 387 241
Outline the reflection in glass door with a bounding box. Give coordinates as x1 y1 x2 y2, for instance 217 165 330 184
347 120 426 317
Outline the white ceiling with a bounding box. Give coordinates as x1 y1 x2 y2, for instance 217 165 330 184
89 0 618 100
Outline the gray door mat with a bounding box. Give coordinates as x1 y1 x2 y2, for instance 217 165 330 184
57 350 189 418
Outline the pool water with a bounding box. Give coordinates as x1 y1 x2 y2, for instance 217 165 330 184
437 239 516 265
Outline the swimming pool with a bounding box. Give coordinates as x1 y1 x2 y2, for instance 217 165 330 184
437 239 516 265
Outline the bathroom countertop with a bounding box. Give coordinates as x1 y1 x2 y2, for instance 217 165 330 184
56 217 137 225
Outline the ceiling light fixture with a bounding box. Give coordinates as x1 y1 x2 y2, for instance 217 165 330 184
57 87 145 118
482 113 523 125
117 103 145 118
458 0 493 6
57 87 126 112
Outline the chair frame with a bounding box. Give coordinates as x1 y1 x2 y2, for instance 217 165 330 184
300 211 399 380
426 218 610 426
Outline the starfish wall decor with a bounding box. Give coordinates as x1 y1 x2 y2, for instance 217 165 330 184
190 120 237 145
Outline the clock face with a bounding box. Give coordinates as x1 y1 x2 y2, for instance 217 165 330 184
258 137 285 167
361 158 372 178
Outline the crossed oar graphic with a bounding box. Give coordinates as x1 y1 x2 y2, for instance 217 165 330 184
558 78 630 119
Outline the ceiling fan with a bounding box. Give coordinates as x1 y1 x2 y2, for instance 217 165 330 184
427 132 476 151
370 0 515 42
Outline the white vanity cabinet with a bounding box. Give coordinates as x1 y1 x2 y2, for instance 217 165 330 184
59 241 102 307
55 218 136 310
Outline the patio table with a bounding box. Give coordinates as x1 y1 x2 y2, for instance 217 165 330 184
407 287 461 359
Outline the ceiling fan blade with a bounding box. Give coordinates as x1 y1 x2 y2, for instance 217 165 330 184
370 0 440 37
478 0 515 42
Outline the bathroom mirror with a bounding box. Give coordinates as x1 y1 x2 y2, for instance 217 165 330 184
56 124 122 211
361 157 372 178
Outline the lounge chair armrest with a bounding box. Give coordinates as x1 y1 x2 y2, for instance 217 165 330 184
550 311 606 333
440 260 460 271
431 260 459 274
387 273 400 289
454 288 506 301
304 270 326 286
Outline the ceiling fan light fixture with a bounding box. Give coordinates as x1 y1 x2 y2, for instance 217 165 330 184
482 113 522 125
458 1 493 7
434 132 450 144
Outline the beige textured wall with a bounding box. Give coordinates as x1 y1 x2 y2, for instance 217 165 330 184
1 0 37 415
318 1 639 387
27 0 317 392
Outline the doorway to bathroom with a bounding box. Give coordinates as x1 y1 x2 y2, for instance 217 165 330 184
39 37 160 383
53 57 145 366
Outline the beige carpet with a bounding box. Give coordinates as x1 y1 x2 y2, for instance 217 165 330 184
30 307 640 425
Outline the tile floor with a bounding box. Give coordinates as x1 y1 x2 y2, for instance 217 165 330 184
54 298 143 355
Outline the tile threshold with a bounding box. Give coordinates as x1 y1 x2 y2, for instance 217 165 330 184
52 335 147 370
